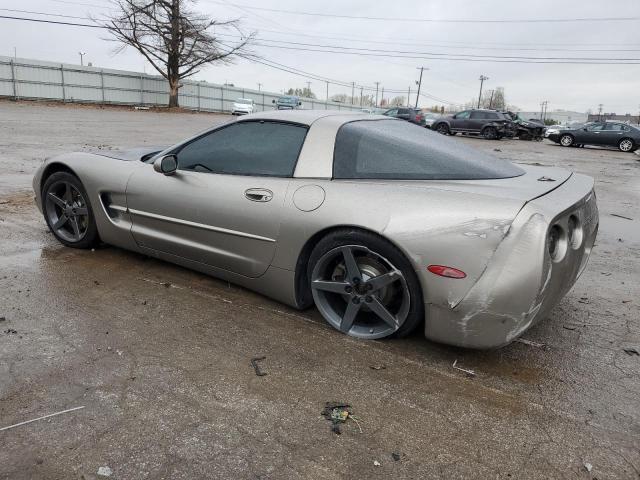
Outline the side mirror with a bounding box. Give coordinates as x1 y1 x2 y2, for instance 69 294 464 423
298 101 302 106
153 154 178 176
272 99 276 104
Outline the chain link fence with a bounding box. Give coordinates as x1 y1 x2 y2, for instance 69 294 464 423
0 56 363 113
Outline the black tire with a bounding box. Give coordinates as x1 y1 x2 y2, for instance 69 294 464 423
435 123 450 135
482 126 498 140
42 171 100 249
618 137 636 152
449 132 457 136
559 134 574 147
308 229 423 339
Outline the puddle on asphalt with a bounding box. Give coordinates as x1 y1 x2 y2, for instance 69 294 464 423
599 214 640 244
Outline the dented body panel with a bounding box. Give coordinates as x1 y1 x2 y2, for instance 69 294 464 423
32 110 598 349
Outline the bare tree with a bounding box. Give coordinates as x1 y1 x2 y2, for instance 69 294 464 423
102 0 254 107
388 96 405 107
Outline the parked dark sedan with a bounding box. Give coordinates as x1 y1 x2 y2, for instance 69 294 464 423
382 107 425 126
547 121 639 152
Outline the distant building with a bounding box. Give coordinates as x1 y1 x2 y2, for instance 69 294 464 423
587 112 640 124
517 110 588 125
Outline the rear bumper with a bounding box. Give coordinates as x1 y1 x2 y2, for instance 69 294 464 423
424 174 598 348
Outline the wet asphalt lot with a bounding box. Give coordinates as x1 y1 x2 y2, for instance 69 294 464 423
1 101 639 479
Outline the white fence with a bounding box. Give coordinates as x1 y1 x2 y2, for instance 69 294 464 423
0 56 362 113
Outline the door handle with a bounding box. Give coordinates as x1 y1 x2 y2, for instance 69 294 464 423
245 188 273 202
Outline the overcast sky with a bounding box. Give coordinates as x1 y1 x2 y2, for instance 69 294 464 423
1 0 639 112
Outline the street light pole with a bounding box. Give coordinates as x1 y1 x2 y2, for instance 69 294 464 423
351 81 355 105
78 51 86 66
477 75 488 109
374 82 380 107
257 83 262 91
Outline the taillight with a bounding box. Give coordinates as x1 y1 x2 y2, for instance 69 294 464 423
416 114 423 121
427 265 467 279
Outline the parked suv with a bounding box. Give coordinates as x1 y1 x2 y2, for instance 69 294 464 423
432 109 514 139
382 107 425 126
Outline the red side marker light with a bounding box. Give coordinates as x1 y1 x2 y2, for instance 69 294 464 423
427 265 467 279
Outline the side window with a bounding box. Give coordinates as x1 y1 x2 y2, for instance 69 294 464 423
397 108 409 115
605 123 624 131
455 111 471 119
384 109 398 116
470 111 486 119
587 124 605 132
176 121 307 177
486 112 500 119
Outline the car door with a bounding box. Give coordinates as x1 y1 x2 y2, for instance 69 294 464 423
451 110 471 131
468 111 488 132
125 120 308 278
599 123 626 146
396 108 411 121
578 123 606 144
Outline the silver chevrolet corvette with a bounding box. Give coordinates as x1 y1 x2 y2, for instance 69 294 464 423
32 110 598 348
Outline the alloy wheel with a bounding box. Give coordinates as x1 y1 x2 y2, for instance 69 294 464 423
44 180 89 243
311 245 411 339
560 135 573 147
619 139 634 152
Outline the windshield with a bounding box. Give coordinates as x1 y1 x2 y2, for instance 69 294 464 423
278 96 298 105
236 99 252 105
333 119 524 180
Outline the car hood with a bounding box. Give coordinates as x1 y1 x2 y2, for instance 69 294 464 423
233 104 252 109
89 146 168 162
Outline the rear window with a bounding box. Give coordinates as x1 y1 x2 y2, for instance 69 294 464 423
333 119 524 180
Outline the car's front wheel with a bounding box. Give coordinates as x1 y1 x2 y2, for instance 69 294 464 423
308 230 423 340
618 138 636 152
42 172 100 249
560 134 574 147
435 123 450 135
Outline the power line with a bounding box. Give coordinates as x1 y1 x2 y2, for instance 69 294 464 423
244 35 640 62
248 41 640 65
3 15 639 65
205 1 640 24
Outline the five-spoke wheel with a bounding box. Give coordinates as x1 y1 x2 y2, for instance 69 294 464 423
309 231 422 339
42 172 99 248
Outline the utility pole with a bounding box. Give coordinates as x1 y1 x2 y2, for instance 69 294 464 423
351 82 355 105
374 82 380 107
477 75 488 109
415 66 428 108
598 103 603 121
381 87 385 107
360 86 363 107
326 81 329 102
407 86 411 107
78 51 86 66
305 81 311 97
257 83 262 92
543 101 548 122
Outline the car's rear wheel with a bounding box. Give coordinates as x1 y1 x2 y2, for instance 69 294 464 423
560 134 574 147
308 230 423 340
618 138 635 152
42 172 99 249
435 123 450 135
482 126 498 140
